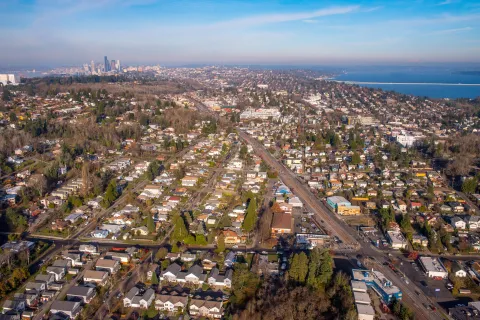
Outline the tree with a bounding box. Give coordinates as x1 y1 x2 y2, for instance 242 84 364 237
243 197 257 233
306 248 333 290
231 264 260 309
2 88 12 101
151 271 159 285
196 234 207 245
103 180 119 207
9 112 17 122
289 252 308 284
239 145 248 160
5 208 27 232
29 174 47 197
351 152 361 165
155 247 168 262
171 215 188 243
216 233 225 253
146 214 156 233
462 177 478 194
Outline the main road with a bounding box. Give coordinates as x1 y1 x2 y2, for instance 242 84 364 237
238 130 359 248
238 130 445 320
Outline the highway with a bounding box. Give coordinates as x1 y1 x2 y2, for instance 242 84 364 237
238 130 444 320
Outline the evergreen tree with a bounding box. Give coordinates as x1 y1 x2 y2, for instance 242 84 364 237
147 214 156 233
151 271 159 285
216 233 226 253
351 152 361 165
289 253 300 282
297 252 309 284
462 177 478 194
242 197 257 232
172 215 188 242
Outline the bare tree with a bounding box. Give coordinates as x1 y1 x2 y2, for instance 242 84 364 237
28 174 48 197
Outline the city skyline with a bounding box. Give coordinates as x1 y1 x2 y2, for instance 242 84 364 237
1 0 480 67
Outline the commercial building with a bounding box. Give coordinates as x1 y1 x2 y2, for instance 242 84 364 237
104 56 110 72
352 269 402 303
326 196 351 210
271 212 293 235
337 205 361 215
351 280 368 293
353 291 371 305
419 257 448 279
356 304 375 320
0 74 18 85
386 230 408 249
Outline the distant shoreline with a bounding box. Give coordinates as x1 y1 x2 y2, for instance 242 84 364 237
331 80 480 86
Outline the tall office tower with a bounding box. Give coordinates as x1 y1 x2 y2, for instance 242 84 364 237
91 60 95 73
116 60 121 71
104 56 110 72
110 60 116 72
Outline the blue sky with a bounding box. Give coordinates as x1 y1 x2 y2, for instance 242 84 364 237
1 0 480 67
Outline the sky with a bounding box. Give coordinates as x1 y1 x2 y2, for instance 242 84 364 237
1 0 480 67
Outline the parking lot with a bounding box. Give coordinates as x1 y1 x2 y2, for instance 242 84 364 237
293 209 325 235
396 258 457 303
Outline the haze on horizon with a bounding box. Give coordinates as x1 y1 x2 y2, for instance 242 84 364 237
1 0 480 67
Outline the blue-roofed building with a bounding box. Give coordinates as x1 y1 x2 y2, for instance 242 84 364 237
351 269 402 303
326 196 351 210
91 229 109 239
275 184 291 196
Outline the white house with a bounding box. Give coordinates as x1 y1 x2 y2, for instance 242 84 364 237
450 217 466 230
124 287 155 309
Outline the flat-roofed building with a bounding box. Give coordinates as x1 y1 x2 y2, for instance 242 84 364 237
353 291 371 305
352 269 402 303
351 280 368 293
356 304 375 320
419 257 448 279
386 230 408 249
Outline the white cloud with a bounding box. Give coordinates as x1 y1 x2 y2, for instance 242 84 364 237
302 19 318 24
362 6 383 12
429 26 472 35
388 13 480 26
437 0 459 5
209 6 359 28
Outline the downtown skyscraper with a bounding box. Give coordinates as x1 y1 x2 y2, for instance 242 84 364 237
104 56 110 72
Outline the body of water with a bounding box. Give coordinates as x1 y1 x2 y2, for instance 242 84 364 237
333 69 480 99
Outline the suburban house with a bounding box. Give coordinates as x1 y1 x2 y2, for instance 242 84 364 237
466 215 480 230
35 274 55 288
25 282 46 294
46 267 66 282
450 217 466 230
154 293 188 313
160 264 207 286
222 230 242 245
50 300 82 319
138 185 163 200
181 176 199 187
83 270 109 286
207 268 233 288
105 251 131 264
95 259 121 274
189 298 224 319
2 299 26 314
123 287 155 309
66 286 96 304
